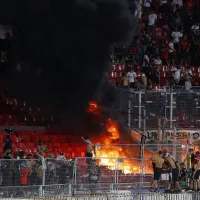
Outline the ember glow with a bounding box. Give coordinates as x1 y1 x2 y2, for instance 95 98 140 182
87 102 140 174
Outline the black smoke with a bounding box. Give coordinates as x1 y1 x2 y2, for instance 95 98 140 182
0 0 137 132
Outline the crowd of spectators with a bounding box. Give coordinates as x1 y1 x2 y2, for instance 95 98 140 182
0 128 75 191
0 129 102 197
111 0 200 89
119 64 194 90
151 148 200 193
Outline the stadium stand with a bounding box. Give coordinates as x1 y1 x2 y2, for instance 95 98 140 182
109 0 200 88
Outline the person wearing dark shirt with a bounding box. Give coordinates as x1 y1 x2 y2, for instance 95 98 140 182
87 159 101 194
3 135 12 152
179 163 189 190
179 35 191 66
161 162 171 191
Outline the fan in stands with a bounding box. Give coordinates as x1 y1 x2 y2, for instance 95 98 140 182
3 127 19 158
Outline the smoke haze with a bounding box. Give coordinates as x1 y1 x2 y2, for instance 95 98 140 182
0 0 137 132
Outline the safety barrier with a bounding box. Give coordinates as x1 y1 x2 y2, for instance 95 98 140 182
0 145 192 187
2 192 199 200
0 150 194 198
116 89 200 132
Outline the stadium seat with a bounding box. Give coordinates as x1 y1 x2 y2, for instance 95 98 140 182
25 142 34 148
20 135 32 142
52 152 59 157
0 138 4 145
61 143 69 148
29 147 37 154
20 147 28 153
67 147 73 153
31 135 39 145
57 135 67 143
52 143 60 148
12 147 18 153
48 147 56 153
57 147 66 153
39 135 49 143
48 135 57 142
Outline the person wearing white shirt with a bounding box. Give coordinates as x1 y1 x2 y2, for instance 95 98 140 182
172 0 183 6
172 0 183 12
142 54 150 68
143 0 152 12
57 152 66 160
184 66 193 91
148 11 157 36
171 29 183 51
191 23 200 34
135 0 142 19
127 69 137 88
152 56 162 66
171 66 181 84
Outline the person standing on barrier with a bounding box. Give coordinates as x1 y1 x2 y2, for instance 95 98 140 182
184 148 195 191
187 150 199 191
161 162 172 192
82 136 96 164
3 128 19 155
150 151 164 192
179 163 189 190
192 154 200 192
37 140 49 158
164 153 181 193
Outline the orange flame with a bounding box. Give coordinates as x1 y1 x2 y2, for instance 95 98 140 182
87 101 101 115
87 102 140 174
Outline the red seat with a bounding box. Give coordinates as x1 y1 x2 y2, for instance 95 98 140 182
0 138 4 145
52 152 59 157
108 71 117 78
67 147 73 152
16 143 26 148
29 147 37 154
25 142 34 148
129 46 138 54
39 135 49 143
12 147 18 153
48 147 54 152
57 147 66 153
53 143 60 148
19 147 28 153
32 135 39 145
115 64 125 72
48 135 57 142
20 135 31 142
61 143 69 148
57 135 67 142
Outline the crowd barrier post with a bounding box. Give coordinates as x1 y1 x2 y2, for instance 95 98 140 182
138 91 142 129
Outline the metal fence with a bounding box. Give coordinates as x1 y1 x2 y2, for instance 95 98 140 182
0 146 194 198
115 88 200 132
6 193 200 200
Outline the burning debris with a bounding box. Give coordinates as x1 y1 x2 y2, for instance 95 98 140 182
87 102 144 174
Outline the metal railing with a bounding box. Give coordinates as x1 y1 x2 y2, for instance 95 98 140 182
0 145 194 198
2 192 199 199
115 89 200 131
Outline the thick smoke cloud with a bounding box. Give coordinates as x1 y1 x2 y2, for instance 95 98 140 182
1 0 137 131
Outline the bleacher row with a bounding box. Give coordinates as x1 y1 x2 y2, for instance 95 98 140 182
109 63 200 86
0 130 85 158
0 96 59 126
